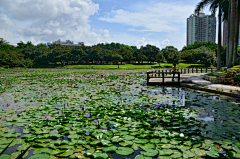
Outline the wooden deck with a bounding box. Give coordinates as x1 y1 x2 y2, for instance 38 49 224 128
147 71 180 85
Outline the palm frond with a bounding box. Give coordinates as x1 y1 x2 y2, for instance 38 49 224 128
194 0 213 15
209 0 219 14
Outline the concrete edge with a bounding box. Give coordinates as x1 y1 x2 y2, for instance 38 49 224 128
180 83 240 98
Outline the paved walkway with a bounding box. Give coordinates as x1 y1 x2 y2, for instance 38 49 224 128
184 73 240 91
149 73 240 97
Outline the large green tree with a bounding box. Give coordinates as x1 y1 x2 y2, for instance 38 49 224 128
195 0 226 70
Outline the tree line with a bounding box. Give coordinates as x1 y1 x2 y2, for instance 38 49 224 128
1 38 239 68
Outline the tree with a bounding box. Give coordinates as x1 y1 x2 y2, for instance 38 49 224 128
192 46 216 67
195 0 226 70
140 44 160 63
112 54 123 68
161 46 179 63
156 52 165 66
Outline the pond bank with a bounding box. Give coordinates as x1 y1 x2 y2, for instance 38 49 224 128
180 73 240 98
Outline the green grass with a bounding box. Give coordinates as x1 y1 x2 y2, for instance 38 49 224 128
0 67 11 70
233 65 240 68
38 63 205 69
206 73 220 78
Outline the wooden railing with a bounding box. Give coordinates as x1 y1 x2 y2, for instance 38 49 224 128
146 68 214 85
149 67 214 74
147 71 180 85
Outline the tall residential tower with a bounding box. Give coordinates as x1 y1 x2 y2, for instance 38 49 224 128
186 13 216 46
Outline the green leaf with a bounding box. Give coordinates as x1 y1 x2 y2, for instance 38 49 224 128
183 151 195 158
171 151 182 158
59 149 74 158
111 136 123 143
116 147 134 155
158 149 173 156
140 149 158 157
92 151 108 159
100 139 112 146
102 146 117 152
17 143 31 151
86 149 95 156
134 138 149 144
123 135 135 141
119 141 133 147
33 148 53 154
28 154 50 159
0 154 11 159
150 138 161 144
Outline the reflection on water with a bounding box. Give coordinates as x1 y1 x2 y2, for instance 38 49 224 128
145 86 240 141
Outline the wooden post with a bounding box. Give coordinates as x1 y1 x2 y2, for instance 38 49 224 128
206 68 207 73
192 68 193 73
162 72 164 84
211 68 213 72
147 72 150 84
155 70 156 77
201 68 202 73
178 72 180 85
196 68 198 73
181 69 182 74
188 68 189 74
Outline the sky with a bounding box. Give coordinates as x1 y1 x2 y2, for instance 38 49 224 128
0 0 215 51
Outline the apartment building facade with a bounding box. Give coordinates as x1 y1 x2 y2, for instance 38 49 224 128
186 13 216 46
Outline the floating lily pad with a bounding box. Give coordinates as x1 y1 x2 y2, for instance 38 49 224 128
116 147 134 155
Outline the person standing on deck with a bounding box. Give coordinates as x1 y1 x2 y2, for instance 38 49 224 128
172 64 177 81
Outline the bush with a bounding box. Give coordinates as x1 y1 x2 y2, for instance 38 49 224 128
221 69 240 86
4 65 9 69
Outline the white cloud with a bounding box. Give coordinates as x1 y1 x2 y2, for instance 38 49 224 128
161 39 170 47
0 0 110 45
99 2 194 32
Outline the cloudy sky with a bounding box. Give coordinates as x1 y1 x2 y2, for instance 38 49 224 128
0 0 214 50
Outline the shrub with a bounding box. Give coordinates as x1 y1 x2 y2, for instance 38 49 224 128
221 69 240 86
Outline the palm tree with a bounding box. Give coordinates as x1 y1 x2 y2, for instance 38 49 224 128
195 0 224 70
226 0 240 68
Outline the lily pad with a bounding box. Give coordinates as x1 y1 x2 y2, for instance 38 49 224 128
116 147 134 155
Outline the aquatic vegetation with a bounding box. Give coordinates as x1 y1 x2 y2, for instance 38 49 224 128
0 69 239 158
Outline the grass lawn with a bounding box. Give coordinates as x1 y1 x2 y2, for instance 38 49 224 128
52 63 205 69
233 65 240 68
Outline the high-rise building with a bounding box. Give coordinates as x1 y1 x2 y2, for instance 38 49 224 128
186 13 216 46
222 20 240 46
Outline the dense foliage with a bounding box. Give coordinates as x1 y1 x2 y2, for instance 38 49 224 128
0 38 182 68
2 38 240 68
221 68 240 86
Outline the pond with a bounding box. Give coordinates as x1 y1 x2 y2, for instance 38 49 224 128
0 69 239 159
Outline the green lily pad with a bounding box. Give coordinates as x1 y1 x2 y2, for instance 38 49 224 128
102 146 117 152
33 148 52 154
116 147 134 155
183 151 195 158
150 138 161 144
135 138 149 144
119 141 133 147
171 151 182 158
29 153 50 159
111 136 123 143
100 139 112 146
92 151 108 159
140 149 158 157
0 154 11 159
158 149 173 156
123 135 135 141
86 149 95 156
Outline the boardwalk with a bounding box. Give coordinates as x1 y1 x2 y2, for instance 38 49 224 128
148 73 206 85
